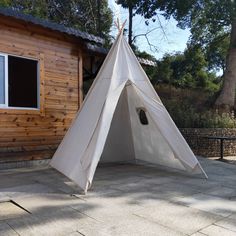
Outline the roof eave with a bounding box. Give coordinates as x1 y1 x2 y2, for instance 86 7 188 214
0 7 104 45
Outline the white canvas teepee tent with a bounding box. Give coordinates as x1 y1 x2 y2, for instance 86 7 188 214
51 29 207 193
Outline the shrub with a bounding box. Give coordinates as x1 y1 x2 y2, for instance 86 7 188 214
164 100 236 128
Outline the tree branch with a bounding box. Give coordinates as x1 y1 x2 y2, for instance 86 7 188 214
156 15 169 43
132 27 160 51
132 27 159 42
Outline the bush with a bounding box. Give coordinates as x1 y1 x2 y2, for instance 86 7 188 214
164 100 236 128
156 84 236 128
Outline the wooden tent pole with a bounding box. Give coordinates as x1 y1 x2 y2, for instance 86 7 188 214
114 19 127 35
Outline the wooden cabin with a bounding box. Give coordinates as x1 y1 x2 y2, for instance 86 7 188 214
0 7 105 168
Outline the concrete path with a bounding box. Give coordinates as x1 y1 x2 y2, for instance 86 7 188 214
0 157 236 236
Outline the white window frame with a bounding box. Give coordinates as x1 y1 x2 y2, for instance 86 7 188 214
0 53 39 110
0 53 8 107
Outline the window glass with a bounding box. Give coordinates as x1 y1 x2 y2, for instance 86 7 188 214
8 56 38 108
0 56 5 104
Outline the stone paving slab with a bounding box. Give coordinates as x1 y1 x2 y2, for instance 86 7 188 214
175 178 220 192
174 193 236 217
204 186 236 199
71 196 144 224
1 183 57 199
190 233 207 236
71 208 186 236
0 201 28 220
82 214 186 236
6 207 88 236
67 232 81 236
200 224 236 236
214 214 236 233
0 157 236 235
12 194 86 216
134 200 222 235
0 222 18 236
0 193 10 202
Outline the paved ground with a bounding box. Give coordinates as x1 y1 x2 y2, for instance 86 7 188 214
0 157 236 236
209 156 236 165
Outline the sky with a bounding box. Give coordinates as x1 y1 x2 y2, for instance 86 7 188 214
108 0 191 60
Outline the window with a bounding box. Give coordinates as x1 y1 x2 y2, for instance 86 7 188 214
137 107 149 125
0 53 39 109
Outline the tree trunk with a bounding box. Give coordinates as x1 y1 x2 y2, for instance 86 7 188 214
128 6 133 45
215 20 236 110
97 0 101 36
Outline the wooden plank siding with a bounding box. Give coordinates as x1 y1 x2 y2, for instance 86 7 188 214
0 19 83 163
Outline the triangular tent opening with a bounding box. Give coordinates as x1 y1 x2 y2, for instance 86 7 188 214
100 85 135 164
50 31 207 193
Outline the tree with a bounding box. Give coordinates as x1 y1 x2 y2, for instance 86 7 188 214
136 0 236 110
155 47 219 92
116 0 159 50
0 0 112 43
116 0 140 46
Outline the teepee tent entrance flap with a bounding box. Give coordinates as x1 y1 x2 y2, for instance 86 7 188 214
50 32 207 192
